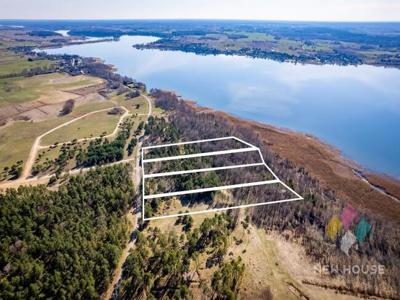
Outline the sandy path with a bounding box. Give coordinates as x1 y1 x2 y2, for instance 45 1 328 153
101 209 140 300
142 94 152 117
38 107 130 150
21 106 129 179
101 142 143 300
102 95 152 300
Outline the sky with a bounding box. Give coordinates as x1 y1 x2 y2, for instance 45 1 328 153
1 0 400 22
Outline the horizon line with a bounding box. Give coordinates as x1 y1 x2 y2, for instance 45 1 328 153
1 18 400 23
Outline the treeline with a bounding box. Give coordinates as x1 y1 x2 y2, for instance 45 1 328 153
0 165 135 299
0 63 58 80
144 115 179 144
1 160 23 181
28 30 62 37
117 213 244 300
144 147 260 175
136 39 364 66
131 22 400 67
152 90 400 299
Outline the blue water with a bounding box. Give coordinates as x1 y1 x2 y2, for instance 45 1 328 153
44 36 400 177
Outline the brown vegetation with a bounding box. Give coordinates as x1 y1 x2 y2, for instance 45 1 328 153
364 172 400 201
152 90 400 299
189 103 400 223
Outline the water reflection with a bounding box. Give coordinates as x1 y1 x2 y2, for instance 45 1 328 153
44 36 400 176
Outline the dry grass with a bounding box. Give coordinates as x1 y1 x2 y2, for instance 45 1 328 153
110 93 149 114
0 73 104 108
41 109 121 146
210 109 400 223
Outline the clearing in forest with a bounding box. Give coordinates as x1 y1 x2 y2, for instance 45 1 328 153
142 136 303 220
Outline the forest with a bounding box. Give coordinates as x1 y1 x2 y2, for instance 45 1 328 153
117 213 244 300
0 165 135 299
151 90 400 299
77 117 134 167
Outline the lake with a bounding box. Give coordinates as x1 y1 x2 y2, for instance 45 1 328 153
43 35 400 177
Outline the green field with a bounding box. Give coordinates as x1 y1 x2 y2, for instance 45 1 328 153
129 95 149 114
0 101 114 172
241 32 275 42
33 141 89 176
0 58 54 77
34 114 145 173
41 109 122 146
0 73 103 107
110 93 149 114
36 145 63 163
0 49 55 76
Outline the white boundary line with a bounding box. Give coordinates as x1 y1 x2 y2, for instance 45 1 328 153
143 147 257 163
144 179 280 199
141 136 303 221
231 136 257 148
142 136 236 150
141 148 145 220
144 162 265 178
145 197 303 221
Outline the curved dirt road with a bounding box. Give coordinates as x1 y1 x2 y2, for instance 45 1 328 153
21 106 129 179
1 93 153 189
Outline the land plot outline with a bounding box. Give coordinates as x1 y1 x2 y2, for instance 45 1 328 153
141 136 303 220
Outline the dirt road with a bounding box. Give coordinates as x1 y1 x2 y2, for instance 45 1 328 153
102 95 151 300
102 209 140 300
21 106 129 180
142 94 152 117
9 93 152 183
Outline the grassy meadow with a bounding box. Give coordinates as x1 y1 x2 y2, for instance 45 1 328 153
41 109 121 146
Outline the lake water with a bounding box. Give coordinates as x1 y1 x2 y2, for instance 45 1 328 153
43 36 400 177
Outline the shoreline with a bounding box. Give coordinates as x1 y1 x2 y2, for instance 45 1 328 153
184 100 400 222
186 99 398 181
27 43 400 220
38 36 399 178
134 41 400 71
